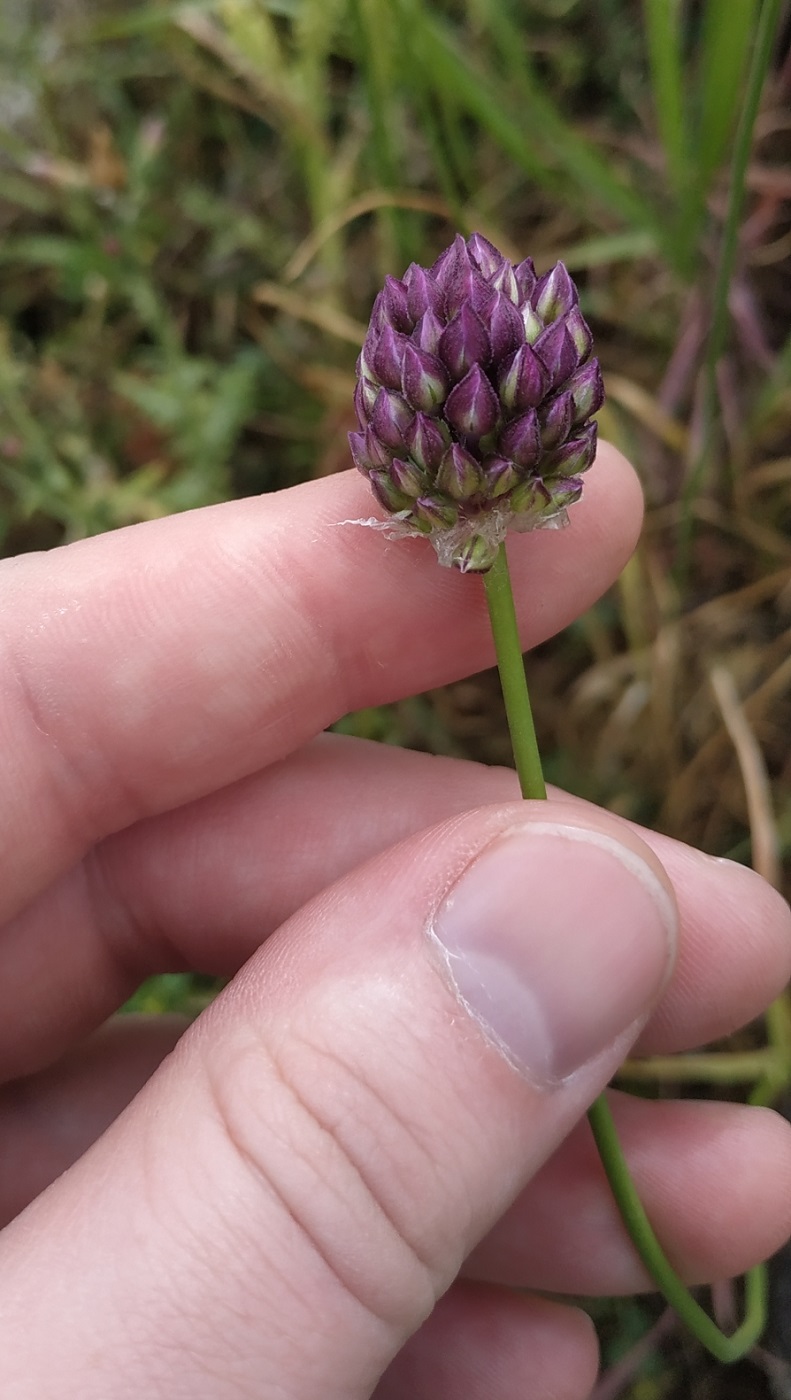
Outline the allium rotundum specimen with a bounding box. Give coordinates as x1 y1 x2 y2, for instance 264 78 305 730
349 232 604 572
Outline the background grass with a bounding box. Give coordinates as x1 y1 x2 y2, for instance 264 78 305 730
2 0 791 1392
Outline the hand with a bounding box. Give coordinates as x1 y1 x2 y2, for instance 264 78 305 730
0 449 789 1399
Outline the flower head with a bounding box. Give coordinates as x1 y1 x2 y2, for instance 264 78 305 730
349 233 603 571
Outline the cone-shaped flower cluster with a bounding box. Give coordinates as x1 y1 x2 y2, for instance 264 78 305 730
349 233 603 572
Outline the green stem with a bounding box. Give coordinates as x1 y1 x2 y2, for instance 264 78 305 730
482 540 766 1363
618 1047 784 1085
751 991 791 1107
482 545 546 801
588 1096 767 1363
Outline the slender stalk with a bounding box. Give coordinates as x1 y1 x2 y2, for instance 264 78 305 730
588 1096 767 1364
618 1047 784 1085
483 539 766 1363
750 991 791 1107
482 545 546 801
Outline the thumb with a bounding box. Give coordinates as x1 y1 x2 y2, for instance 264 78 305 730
0 801 676 1399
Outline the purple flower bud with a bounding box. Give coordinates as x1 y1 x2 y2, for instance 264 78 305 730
364 425 395 468
371 387 414 448
539 390 573 449
347 426 393 474
466 232 504 278
348 430 369 473
413 495 459 529
507 476 543 515
564 305 594 362
497 343 548 412
514 257 537 299
372 325 409 390
490 260 519 304
369 468 412 513
534 319 578 389
412 307 444 356
568 359 604 423
404 412 449 472
487 291 524 361
401 342 449 413
499 408 541 468
368 291 386 335
535 262 578 322
403 263 443 321
389 456 426 499
435 236 496 317
430 233 469 291
520 304 543 345
483 456 521 497
444 264 496 320
544 421 598 475
357 342 376 384
439 304 491 380
444 364 499 438
435 442 484 501
545 475 584 510
453 533 499 573
354 376 378 427
381 274 412 333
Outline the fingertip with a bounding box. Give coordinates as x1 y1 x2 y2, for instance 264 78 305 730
615 1097 791 1284
725 1103 791 1268
636 853 791 1054
571 437 645 570
374 1284 600 1400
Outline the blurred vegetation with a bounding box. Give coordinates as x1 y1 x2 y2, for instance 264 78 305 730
2 0 791 1391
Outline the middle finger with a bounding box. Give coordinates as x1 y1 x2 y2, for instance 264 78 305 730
1 1020 789 1299
0 733 788 1079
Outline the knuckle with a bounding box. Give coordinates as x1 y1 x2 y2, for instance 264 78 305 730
201 1021 446 1337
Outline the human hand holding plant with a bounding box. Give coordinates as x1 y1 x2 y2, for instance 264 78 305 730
349 231 789 1361
0 444 788 1393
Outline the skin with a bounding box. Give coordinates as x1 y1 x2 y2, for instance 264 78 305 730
0 448 789 1398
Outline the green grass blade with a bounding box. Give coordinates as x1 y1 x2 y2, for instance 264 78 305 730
675 0 760 268
394 36 468 230
677 0 785 581
556 229 659 271
700 0 783 418
350 0 414 268
88 1 216 41
291 0 349 278
697 0 760 187
643 0 689 209
401 3 664 246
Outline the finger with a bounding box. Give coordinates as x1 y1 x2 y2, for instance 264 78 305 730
0 1016 186 1228
0 446 641 922
0 802 674 1396
3 733 789 1079
2 1022 788 1298
468 1091 791 1294
373 1285 597 1400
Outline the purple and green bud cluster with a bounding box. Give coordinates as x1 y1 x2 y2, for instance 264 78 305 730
349 233 604 572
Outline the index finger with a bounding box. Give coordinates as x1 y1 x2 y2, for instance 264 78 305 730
0 447 642 921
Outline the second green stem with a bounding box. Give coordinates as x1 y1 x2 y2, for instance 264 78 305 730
482 541 765 1365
